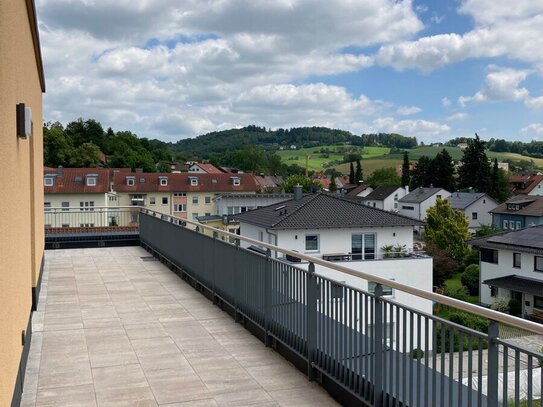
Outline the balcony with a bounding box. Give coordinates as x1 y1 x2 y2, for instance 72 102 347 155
28 207 543 406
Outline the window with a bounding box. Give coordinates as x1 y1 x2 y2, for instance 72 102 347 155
352 233 376 260
149 197 156 205
372 202 376 207
174 204 187 212
483 199 486 204
190 177 198 186
516 221 521 229
490 286 497 297
205 212 211 217
368 282 393 296
437 195 442 199
79 201 94 211
513 252 521 268
131 213 139 223
535 256 543 272
534 296 543 310
80 223 95 227
503 220 509 229
192 213 198 221
61 201 69 211
61 223 70 228
160 177 168 186
44 177 54 186
480 248 498 264
174 192 186 197
86 177 97 186
192 197 199 205
232 177 240 186
472 212 478 220
162 197 168 205
205 196 211 204
305 235 319 252
127 177 135 186
44 202 51 212
402 205 414 211
259 231 264 242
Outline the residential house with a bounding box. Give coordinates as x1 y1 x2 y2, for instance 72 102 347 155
398 187 451 220
470 226 543 322
1 0 45 404
188 162 223 174
44 167 119 227
361 185 407 212
447 192 498 232
235 190 433 348
346 183 373 198
509 174 543 196
254 175 284 192
490 195 543 230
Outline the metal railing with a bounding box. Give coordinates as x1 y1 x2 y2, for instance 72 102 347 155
137 208 543 407
45 206 139 247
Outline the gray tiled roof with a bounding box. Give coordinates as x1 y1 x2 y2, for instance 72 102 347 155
483 275 543 296
490 195 543 216
234 192 424 230
363 186 402 201
447 192 487 210
469 225 543 254
398 187 447 204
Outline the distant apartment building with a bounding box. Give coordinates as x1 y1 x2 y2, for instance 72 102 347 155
447 192 498 232
398 187 451 220
1 0 45 404
490 195 543 230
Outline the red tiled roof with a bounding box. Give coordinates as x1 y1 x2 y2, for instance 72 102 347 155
509 174 543 194
44 168 111 194
346 184 371 196
191 163 223 174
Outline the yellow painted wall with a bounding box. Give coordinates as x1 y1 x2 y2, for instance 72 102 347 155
186 192 217 221
0 0 44 404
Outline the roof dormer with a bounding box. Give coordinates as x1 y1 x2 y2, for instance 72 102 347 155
126 175 136 186
189 176 198 186
230 176 240 186
159 176 168 186
44 175 55 187
86 174 98 187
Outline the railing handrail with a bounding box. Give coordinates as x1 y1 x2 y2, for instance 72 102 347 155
140 208 543 336
45 206 135 210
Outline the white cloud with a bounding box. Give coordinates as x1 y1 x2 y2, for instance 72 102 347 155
371 117 450 142
525 95 543 110
447 113 468 121
520 123 543 139
458 67 530 106
441 97 451 108
396 105 421 115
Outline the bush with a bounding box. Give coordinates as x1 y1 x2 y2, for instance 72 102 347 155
461 264 479 296
491 297 510 313
461 248 480 269
508 299 522 317
448 311 489 333
411 348 424 360
444 285 469 302
426 242 459 288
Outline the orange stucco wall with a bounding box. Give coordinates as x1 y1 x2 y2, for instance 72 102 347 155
0 0 44 404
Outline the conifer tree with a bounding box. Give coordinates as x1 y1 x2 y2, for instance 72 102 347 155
458 134 491 192
355 159 363 184
401 151 410 188
349 162 355 184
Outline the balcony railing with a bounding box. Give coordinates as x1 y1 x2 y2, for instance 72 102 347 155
44 206 139 248
45 207 543 406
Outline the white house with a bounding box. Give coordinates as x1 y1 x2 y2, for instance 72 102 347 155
447 192 499 232
235 190 434 349
346 183 373 198
361 185 407 212
509 174 543 196
398 187 451 220
470 226 543 323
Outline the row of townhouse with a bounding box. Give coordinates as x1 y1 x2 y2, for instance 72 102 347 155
43 167 259 227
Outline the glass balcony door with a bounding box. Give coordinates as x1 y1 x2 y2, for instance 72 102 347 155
351 233 376 260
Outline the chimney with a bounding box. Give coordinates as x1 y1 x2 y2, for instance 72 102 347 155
405 185 409 193
57 165 64 177
293 184 303 201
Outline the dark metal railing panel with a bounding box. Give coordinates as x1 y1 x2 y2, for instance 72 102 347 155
137 211 543 407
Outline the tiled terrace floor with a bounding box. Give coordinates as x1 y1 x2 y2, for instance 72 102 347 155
21 246 338 407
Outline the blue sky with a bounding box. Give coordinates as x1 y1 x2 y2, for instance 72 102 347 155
36 0 543 143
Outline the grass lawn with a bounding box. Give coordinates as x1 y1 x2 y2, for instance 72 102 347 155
333 156 403 176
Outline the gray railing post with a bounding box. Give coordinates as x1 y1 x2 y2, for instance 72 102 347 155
234 238 241 322
373 283 384 406
307 262 318 381
212 231 218 300
264 248 272 347
487 320 499 407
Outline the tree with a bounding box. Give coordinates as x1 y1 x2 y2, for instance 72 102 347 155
401 151 410 188
232 145 268 173
425 198 471 261
458 134 491 192
70 143 102 167
461 264 479 296
366 167 401 188
410 156 432 189
349 162 355 184
355 159 363 184
432 149 456 191
156 161 172 173
489 158 512 203
43 122 74 167
426 242 459 288
282 175 321 193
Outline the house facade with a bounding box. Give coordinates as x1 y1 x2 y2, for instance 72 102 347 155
235 192 433 348
509 174 543 196
361 185 407 212
470 226 543 322
490 195 543 230
398 187 451 220
447 192 498 232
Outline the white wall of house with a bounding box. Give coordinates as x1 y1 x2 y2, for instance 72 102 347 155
399 189 451 220
463 197 498 231
44 193 111 227
365 187 407 212
528 180 543 196
479 248 543 317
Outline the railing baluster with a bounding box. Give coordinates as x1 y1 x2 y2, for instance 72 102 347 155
307 262 318 381
373 283 383 407
487 320 499 407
